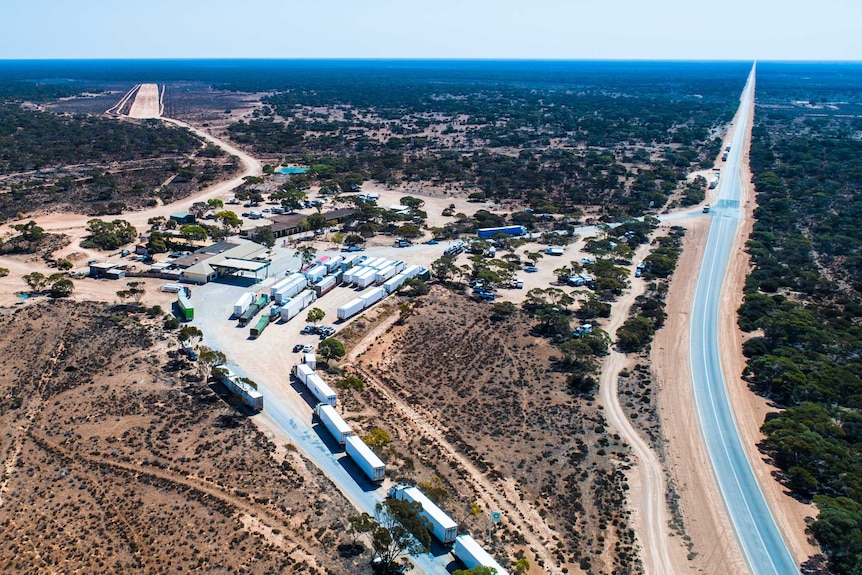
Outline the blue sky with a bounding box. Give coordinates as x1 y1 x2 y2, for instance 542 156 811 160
3 0 859 60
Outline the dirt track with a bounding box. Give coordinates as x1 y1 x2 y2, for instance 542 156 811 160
127 83 162 118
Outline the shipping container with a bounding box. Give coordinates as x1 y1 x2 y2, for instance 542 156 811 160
233 292 255 317
360 287 385 307
306 373 337 407
453 535 510 575
345 436 386 483
177 293 194 321
337 298 366 320
477 225 527 239
250 314 270 338
383 273 408 294
303 353 317 370
388 485 457 543
313 275 337 297
314 403 353 445
293 363 314 385
392 260 406 274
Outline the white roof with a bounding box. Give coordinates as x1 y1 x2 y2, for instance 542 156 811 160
455 535 509 575
346 436 385 468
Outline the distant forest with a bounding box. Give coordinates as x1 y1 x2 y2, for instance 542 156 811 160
741 62 862 575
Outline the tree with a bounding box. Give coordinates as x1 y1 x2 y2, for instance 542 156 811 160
147 231 170 254
346 513 375 554
336 376 365 392
306 307 325 325
188 202 208 218
367 499 429 572
514 558 530 574
56 259 73 271
398 224 422 238
318 338 346 363
179 225 208 243
362 428 391 451
214 210 243 235
207 198 224 210
431 256 458 283
11 221 45 243
23 272 48 292
49 278 74 298
400 196 424 210
296 245 317 269
302 212 328 232
344 234 365 246
0 267 9 277
197 346 226 381
250 225 276 248
148 216 166 231
178 325 203 348
82 219 137 250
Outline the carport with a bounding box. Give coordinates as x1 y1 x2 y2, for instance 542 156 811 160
210 258 271 282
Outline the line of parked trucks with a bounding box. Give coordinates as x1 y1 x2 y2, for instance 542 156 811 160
289 360 508 573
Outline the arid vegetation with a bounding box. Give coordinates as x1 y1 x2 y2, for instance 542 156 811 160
0 302 357 574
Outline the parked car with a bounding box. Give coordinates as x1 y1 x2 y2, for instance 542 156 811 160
342 245 364 252
302 344 314 353
524 265 538 273
292 343 304 353
425 239 439 245
301 325 316 335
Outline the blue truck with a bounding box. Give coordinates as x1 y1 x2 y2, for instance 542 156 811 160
476 225 527 239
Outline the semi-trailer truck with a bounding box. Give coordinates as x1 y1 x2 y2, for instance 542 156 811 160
306 373 337 407
337 298 366 320
238 294 268 326
453 535 510 575
315 403 353 445
233 292 255 317
388 485 458 543
345 435 386 482
477 225 527 239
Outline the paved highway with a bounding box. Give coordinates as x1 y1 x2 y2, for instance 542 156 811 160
690 65 800 575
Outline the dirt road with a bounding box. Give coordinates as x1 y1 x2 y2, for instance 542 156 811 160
127 83 162 119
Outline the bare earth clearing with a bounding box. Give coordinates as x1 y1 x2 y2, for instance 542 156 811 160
127 83 162 119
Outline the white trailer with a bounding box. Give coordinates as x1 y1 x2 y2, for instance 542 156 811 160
314 275 337 297
160 283 183 293
388 485 457 543
360 257 381 269
340 254 360 270
324 256 343 273
360 287 385 307
303 352 317 370
402 264 422 279
709 176 719 189
393 260 406 273
303 264 328 283
355 267 378 289
279 289 317 321
273 274 308 303
315 403 353 445
292 363 314 385
337 298 366 320
306 373 337 407
232 291 255 317
345 435 386 483
213 365 263 411
269 276 294 297
375 264 398 284
454 535 510 575
383 273 408 294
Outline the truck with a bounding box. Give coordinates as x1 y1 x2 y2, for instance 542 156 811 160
355 267 379 289
303 352 317 369
250 314 270 338
545 246 565 256
703 204 711 213
233 291 255 317
315 403 353 445
337 298 366 320
160 283 183 293
388 485 458 544
324 256 343 273
402 264 422 279
238 294 268 327
292 363 314 386
279 289 317 322
213 365 263 411
709 177 719 190
345 435 386 483
453 535 510 575
375 264 398 284
303 264 328 283
306 373 337 407
477 225 527 239
274 274 309 303
177 293 194 321
313 275 337 297
360 287 385 307
383 272 408 294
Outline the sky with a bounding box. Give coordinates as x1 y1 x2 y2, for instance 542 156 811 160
2 0 859 61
